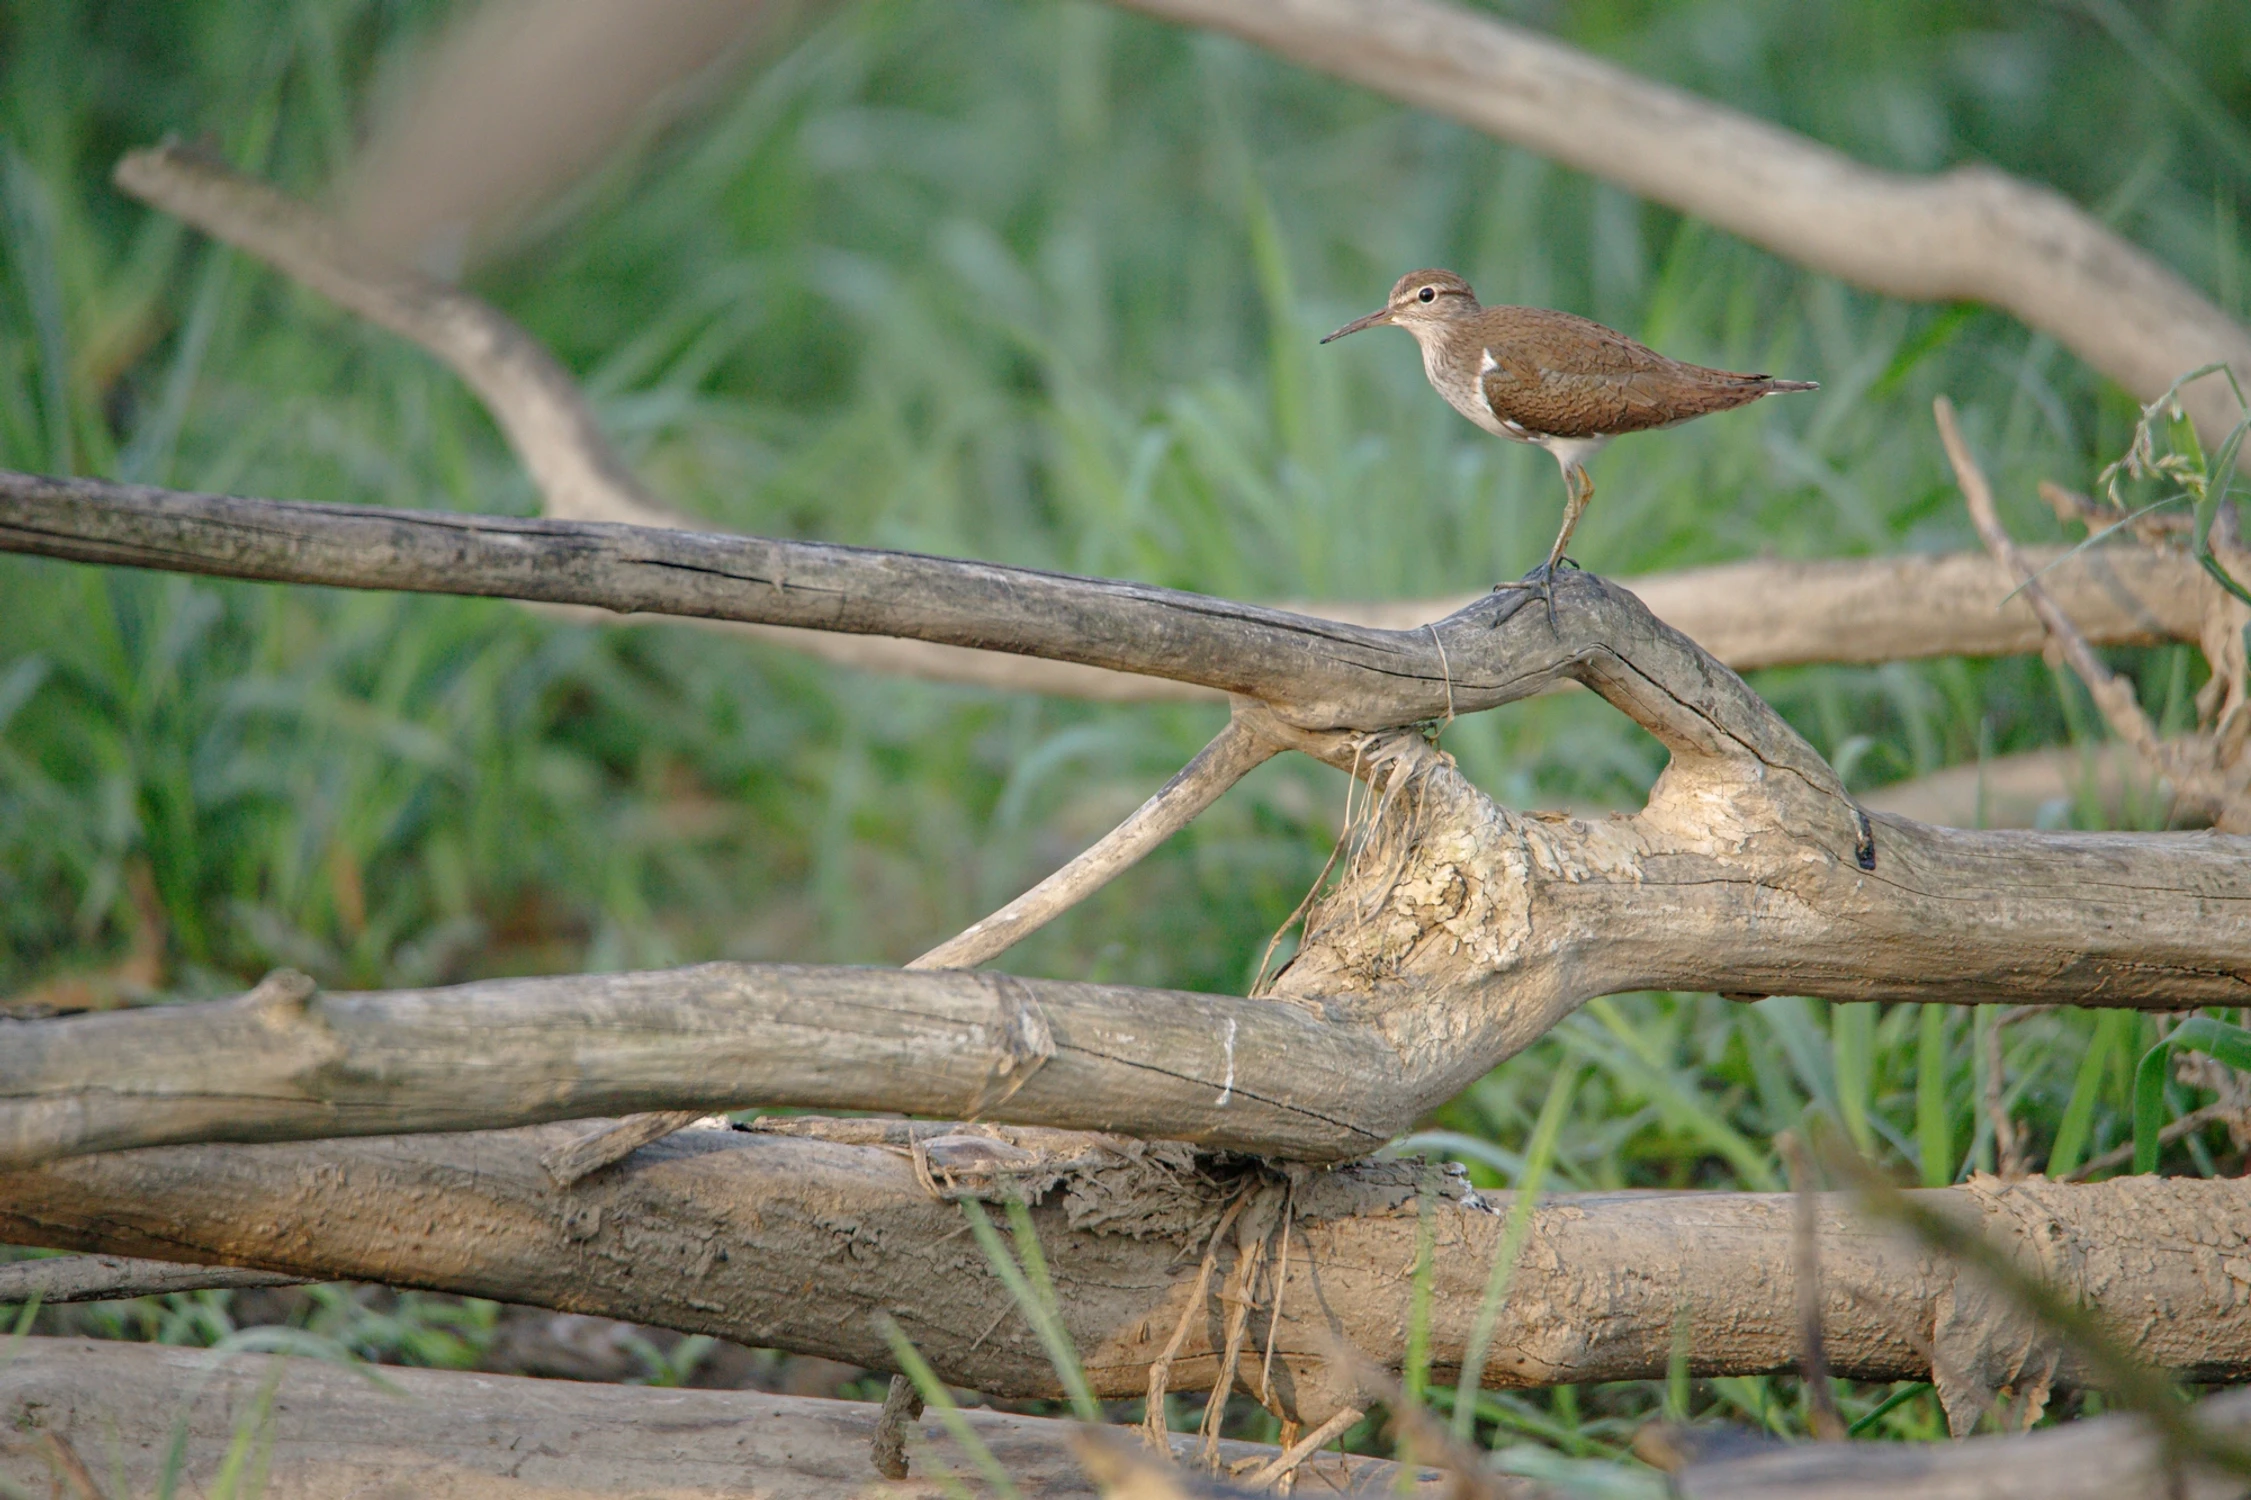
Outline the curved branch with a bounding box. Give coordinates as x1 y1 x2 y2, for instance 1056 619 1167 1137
2 481 2246 1167
1114 0 2250 443
115 143 680 530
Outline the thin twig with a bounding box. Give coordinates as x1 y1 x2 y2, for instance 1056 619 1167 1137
540 1110 714 1187
1198 1231 1266 1466
1238 1405 1364 1492
1938 396 2225 821
1982 1008 2025 1181
911 710 1280 972
2066 1101 2239 1182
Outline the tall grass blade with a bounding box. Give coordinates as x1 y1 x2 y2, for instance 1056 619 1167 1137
961 1198 1099 1420
880 1317 1023 1500
2133 1017 2251 1174
1450 1060 1581 1443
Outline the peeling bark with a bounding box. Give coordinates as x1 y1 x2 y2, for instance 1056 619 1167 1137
6 1125 2251 1424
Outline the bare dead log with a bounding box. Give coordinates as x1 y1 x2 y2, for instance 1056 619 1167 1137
0 1335 1432 1499
0 1253 305 1305
4 478 2248 1167
7 1124 2251 1422
1112 0 2251 446
1676 1389 2251 1500
109 144 2222 704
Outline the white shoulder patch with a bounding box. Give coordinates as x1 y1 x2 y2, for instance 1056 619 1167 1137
1478 348 1500 375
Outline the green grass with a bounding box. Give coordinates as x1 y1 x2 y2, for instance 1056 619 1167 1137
3 0 2250 1475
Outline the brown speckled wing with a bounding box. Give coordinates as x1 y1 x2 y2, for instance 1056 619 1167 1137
1475 307 1781 440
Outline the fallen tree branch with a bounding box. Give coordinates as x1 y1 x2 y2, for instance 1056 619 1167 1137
0 1253 305 1305
4 480 2248 1167
909 708 1282 971
1859 742 2184 830
7 1126 2251 1419
1111 0 2251 445
0 1335 1431 1499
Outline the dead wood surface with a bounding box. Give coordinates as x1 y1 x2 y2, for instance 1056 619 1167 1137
1112 0 2251 445
4 477 2247 1169
7 1124 2251 1425
0 1252 304 1304
0 1336 1434 1499
536 540 2215 701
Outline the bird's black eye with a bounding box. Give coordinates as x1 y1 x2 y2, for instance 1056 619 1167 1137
1418 286 1436 303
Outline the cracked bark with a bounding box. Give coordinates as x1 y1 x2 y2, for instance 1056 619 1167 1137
6 1125 2251 1426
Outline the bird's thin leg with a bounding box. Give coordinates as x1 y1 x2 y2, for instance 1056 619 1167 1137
1529 465 1593 629
1545 464 1593 573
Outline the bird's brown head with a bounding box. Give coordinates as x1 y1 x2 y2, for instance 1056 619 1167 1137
1320 269 1479 344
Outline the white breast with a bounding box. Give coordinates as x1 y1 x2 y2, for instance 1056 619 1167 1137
1414 336 1521 441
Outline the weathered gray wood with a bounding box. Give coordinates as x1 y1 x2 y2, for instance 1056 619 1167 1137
8 1125 2251 1417
0 963 1401 1170
0 1252 305 1304
0 1335 1433 1499
0 543 2243 1168
0 469 1468 730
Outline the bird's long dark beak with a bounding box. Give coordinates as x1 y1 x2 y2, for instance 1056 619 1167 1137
1320 307 1391 344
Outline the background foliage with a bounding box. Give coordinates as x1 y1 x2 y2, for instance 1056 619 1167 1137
3 0 2249 1467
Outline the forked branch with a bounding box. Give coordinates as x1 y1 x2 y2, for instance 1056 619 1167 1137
3 478 2248 1168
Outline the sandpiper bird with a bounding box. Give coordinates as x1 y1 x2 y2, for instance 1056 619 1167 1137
1323 269 1817 616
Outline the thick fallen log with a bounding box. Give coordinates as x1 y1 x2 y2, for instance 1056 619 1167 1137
7 1123 2251 1428
0 1335 1434 1498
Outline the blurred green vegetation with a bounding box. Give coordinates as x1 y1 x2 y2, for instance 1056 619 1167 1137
3 0 2249 1467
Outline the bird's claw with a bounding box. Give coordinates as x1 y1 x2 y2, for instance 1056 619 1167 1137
1489 563 1564 632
